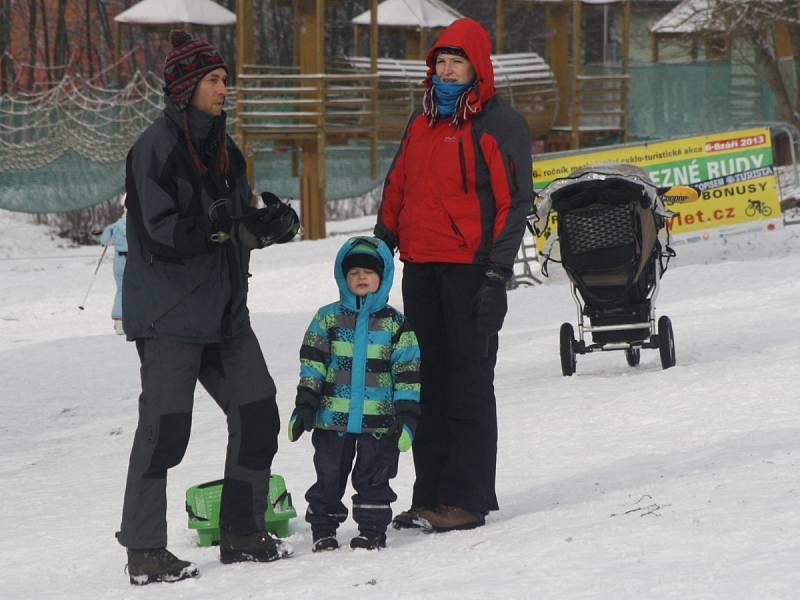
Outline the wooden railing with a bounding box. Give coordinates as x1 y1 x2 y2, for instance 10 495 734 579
235 71 379 140
330 53 559 140
552 72 630 149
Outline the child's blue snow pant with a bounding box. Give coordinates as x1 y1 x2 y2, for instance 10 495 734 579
305 429 399 534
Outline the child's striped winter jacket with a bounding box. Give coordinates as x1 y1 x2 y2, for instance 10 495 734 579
296 237 421 434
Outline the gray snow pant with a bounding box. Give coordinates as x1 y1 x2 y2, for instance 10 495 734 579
117 328 279 550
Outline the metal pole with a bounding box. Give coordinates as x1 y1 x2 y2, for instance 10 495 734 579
78 242 110 310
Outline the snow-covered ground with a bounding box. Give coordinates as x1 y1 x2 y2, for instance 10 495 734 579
1 208 799 599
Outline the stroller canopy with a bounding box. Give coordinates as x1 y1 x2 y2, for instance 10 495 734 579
536 163 673 306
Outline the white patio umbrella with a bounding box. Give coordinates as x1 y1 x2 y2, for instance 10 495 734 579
115 0 236 26
351 0 462 29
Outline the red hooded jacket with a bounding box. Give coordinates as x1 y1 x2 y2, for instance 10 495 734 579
375 18 532 269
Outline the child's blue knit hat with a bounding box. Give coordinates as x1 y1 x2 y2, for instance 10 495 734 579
341 238 384 278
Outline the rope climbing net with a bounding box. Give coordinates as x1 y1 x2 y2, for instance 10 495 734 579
0 70 390 214
0 71 165 172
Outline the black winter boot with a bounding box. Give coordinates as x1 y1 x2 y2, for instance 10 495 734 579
126 548 199 585
312 529 339 552
220 530 294 564
350 530 387 550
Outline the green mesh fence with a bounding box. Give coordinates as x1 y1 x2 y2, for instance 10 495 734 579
0 143 397 213
0 151 127 213
252 142 397 202
628 61 779 141
0 63 784 213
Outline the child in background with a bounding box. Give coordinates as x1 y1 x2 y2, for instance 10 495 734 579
100 197 128 335
288 236 420 551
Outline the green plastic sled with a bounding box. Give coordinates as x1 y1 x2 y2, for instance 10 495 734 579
186 474 298 546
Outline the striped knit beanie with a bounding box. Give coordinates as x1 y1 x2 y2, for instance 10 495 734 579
163 30 228 111
342 239 384 278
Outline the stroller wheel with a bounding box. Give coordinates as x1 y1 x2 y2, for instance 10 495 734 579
559 323 576 376
625 347 640 367
658 316 676 369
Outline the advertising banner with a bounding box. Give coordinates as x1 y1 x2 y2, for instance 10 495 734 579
532 128 782 242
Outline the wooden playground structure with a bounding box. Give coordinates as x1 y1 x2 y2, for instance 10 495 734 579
524 0 631 151
233 0 633 240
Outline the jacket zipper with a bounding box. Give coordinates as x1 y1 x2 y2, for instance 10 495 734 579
507 154 519 194
448 215 467 247
458 138 468 193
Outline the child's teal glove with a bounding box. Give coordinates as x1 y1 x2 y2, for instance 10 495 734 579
288 406 314 441
386 413 418 452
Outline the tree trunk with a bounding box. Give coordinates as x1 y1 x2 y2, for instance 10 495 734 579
94 0 114 84
85 0 94 79
257 0 271 64
0 0 11 94
54 0 69 80
787 4 800 115
39 0 51 88
28 0 38 90
753 35 798 127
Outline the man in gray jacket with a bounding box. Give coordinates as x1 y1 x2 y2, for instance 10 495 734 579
116 30 298 585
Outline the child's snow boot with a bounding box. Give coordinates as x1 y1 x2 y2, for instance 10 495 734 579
126 547 199 585
312 529 339 552
350 529 386 550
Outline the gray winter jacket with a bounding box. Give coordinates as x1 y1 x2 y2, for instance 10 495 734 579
122 100 253 343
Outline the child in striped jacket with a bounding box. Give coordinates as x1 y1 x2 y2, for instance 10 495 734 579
288 236 421 552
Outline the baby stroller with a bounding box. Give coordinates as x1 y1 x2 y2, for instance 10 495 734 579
534 164 691 376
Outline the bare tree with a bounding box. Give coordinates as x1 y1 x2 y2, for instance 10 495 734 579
710 0 800 127
27 0 38 89
39 0 51 85
0 0 12 93
94 0 114 83
53 0 69 80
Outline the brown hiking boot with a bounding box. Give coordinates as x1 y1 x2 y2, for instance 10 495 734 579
392 506 433 530
415 505 485 532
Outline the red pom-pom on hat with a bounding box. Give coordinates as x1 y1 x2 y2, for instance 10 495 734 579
170 29 193 50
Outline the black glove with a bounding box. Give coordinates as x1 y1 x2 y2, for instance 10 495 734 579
287 406 315 442
385 401 420 452
237 193 300 249
471 265 510 336
208 198 233 244
373 224 398 253
261 192 300 244
287 388 319 441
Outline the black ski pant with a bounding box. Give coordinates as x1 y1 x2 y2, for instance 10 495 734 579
402 262 499 514
304 429 399 535
117 328 279 550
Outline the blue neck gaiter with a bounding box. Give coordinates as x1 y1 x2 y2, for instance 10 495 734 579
432 75 473 117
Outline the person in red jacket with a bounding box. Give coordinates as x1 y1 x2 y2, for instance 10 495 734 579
374 17 532 532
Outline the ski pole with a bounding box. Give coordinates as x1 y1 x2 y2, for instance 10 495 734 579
78 242 111 310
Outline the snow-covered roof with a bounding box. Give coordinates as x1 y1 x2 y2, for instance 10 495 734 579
115 0 236 26
650 0 721 34
512 0 626 4
351 0 462 29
